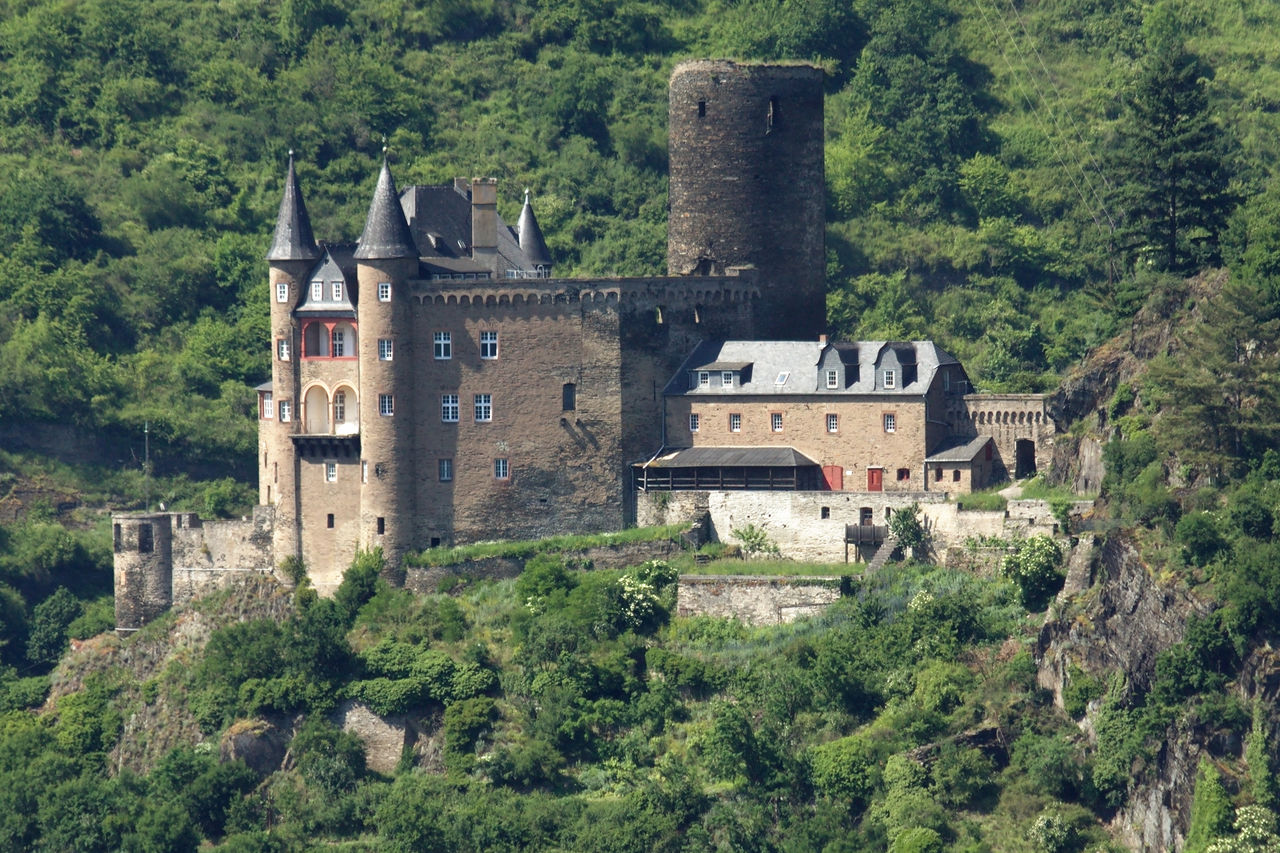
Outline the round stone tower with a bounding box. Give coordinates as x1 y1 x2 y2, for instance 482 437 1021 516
667 60 825 340
265 154 320 567
354 159 419 570
113 513 173 633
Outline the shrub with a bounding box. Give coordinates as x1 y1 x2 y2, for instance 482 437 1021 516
1062 664 1105 719
809 734 877 808
1001 536 1064 610
1176 513 1226 566
730 523 779 557
890 504 926 551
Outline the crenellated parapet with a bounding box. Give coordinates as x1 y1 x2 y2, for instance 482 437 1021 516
408 271 760 310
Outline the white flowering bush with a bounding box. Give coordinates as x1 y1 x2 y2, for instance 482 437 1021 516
1001 535 1064 610
615 572 660 630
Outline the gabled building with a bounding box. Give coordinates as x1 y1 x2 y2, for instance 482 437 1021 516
636 339 997 494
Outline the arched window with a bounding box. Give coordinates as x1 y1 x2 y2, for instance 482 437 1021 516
334 385 359 435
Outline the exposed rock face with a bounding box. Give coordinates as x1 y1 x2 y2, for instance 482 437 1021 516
1037 534 1214 851
220 718 292 776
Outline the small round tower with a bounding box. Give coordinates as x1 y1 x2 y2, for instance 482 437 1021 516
667 60 825 339
265 153 321 567
354 159 419 570
113 513 173 633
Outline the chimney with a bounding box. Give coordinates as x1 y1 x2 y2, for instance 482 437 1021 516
819 334 828 345
470 178 499 275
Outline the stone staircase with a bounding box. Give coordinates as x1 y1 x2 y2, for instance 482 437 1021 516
863 534 898 574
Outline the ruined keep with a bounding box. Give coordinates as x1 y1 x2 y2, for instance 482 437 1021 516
667 61 826 340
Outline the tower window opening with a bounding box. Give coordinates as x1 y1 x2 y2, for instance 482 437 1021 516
327 513 334 528
138 523 153 554
377 517 385 535
698 100 706 117
563 383 576 411
766 96 779 133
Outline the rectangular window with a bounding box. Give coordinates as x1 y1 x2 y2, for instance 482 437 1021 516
379 394 394 416
474 394 492 422
378 339 393 360
480 331 499 359
698 371 710 389
439 458 453 482
883 369 896 389
953 469 961 482
279 400 292 422
883 413 896 433
721 370 733 387
729 412 741 432
827 413 838 433
311 280 323 301
689 413 700 432
377 517 385 534
327 513 334 528
562 383 576 411
826 369 839 389
434 331 451 359
262 393 273 420
494 458 509 480
276 283 288 303
377 282 391 302
897 468 911 481
331 281 343 301
441 394 459 422
325 461 336 483
331 329 345 357
362 461 368 483
935 467 943 482
333 392 345 423
775 371 790 386
771 412 783 432
277 338 289 360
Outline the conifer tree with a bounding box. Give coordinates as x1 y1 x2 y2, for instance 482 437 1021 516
1113 5 1235 273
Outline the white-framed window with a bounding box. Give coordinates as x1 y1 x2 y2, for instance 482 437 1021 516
279 400 292 422
434 332 451 360
378 339 393 360
698 371 710 389
775 371 790 386
331 329 346 357
827 413 839 433
277 338 289 360
441 394 459 422
332 281 343 301
439 458 453 482
333 392 346 423
729 412 741 432
377 282 391 302
474 394 492 422
262 393 273 419
480 331 499 359
826 369 839 389
379 394 394 416
494 458 509 480
325 461 337 483
883 369 896 389
721 370 733 387
883 413 896 433
361 460 368 484
311 280 323 301
771 412 783 432
689 413 700 432
275 283 288 303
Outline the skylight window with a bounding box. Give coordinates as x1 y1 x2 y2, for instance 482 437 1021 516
775 371 790 386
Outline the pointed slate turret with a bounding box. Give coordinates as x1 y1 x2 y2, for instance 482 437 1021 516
267 154 321 262
517 188 551 266
354 159 418 260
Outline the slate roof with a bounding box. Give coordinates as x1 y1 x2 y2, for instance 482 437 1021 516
517 190 551 266
266 155 321 262
354 160 418 260
639 446 820 468
925 436 991 464
665 340 961 396
295 245 358 315
400 183 553 275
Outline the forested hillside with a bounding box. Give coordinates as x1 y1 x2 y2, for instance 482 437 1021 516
6 0 1280 849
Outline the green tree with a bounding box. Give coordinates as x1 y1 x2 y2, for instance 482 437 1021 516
25 587 80 668
1112 4 1235 273
1187 758 1235 853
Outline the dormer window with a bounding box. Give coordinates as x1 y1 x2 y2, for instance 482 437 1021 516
826 369 839 389
698 371 710 389
332 281 343 301
883 369 896 390
311 280 323 301
721 371 733 388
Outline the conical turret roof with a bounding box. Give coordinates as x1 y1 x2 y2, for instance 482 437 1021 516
354 158 418 260
266 153 321 262
517 189 551 266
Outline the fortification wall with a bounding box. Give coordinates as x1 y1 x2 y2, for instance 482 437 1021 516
677 575 843 626
959 393 1056 480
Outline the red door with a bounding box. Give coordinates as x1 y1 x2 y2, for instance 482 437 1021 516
867 468 883 492
822 465 843 491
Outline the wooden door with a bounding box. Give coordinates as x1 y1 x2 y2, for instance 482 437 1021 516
867 468 883 491
822 465 843 491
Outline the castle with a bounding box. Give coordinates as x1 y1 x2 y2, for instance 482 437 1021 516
114 60 1055 630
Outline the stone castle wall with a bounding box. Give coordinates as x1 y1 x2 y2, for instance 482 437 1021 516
677 575 844 626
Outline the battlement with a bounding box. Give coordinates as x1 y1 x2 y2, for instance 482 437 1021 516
408 270 760 308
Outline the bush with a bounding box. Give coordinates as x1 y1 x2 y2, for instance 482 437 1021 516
1001 536 1064 610
730 523 779 557
890 504 926 551
809 734 877 809
1176 513 1226 566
